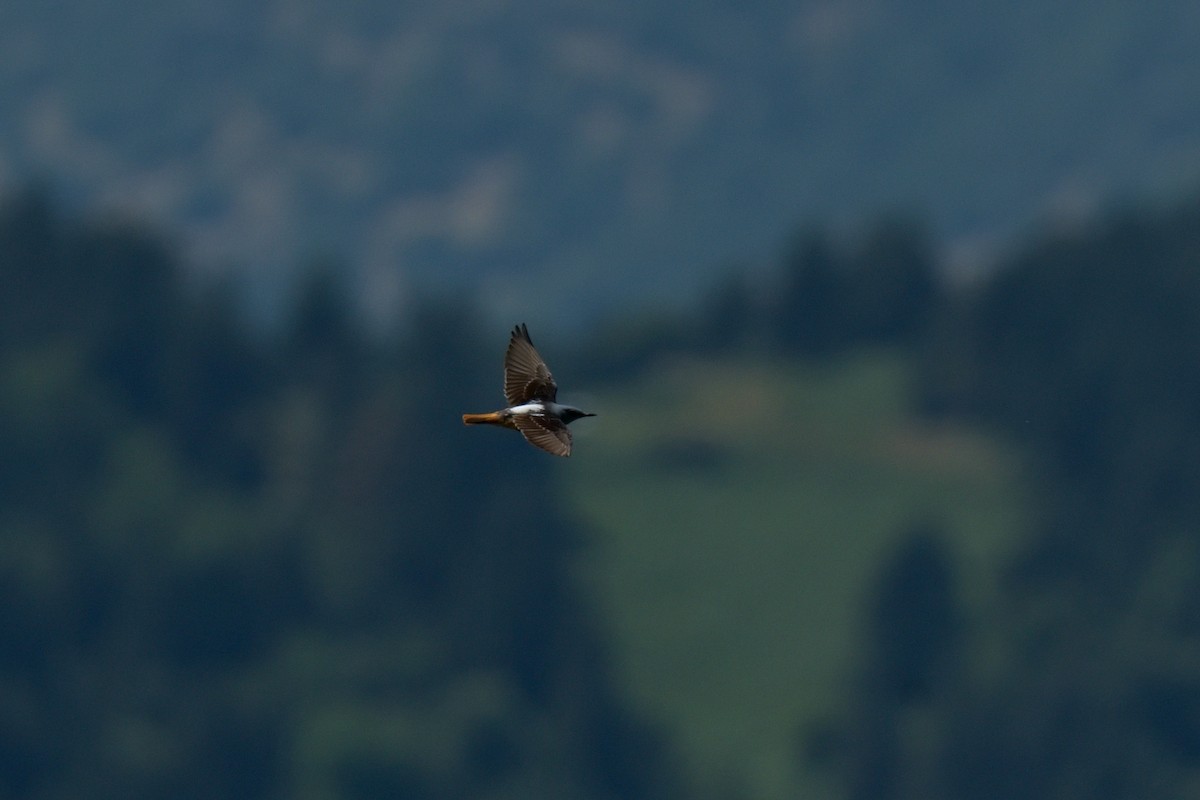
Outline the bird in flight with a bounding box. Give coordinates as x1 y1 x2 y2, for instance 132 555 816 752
462 323 596 456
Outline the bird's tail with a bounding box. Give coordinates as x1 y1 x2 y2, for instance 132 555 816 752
462 411 504 425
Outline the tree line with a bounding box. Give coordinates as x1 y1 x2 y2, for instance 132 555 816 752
0 189 689 800
572 194 1200 799
806 201 1200 799
3 182 1200 799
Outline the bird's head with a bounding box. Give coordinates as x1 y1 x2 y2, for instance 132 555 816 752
561 406 596 424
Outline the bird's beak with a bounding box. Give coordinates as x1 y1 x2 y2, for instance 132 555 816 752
584 412 597 417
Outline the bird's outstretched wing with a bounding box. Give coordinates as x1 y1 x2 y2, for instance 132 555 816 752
504 323 557 405
512 415 572 457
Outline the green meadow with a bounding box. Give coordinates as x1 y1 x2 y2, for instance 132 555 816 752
565 351 1027 799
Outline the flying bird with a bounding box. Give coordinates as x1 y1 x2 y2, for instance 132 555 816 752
462 323 596 456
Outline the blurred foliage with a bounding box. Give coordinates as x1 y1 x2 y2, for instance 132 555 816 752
809 199 1200 798
0 189 690 800
568 193 1200 799
567 353 1021 800
5 179 1200 800
578 215 942 379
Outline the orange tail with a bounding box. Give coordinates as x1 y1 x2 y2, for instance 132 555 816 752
462 411 504 425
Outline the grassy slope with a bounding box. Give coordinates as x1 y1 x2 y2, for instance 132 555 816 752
563 350 1025 800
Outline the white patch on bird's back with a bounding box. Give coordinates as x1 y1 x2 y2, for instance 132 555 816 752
507 402 548 416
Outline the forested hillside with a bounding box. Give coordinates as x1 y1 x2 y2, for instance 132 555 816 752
0 190 690 799
812 200 1200 799
3 185 1200 799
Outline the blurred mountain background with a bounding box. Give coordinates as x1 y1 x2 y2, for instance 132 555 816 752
4 2 1200 799
4 0 1200 324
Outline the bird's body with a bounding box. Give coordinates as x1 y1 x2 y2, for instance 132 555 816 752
462 324 595 457
509 400 573 418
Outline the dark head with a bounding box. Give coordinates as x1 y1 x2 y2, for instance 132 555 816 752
560 406 596 425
